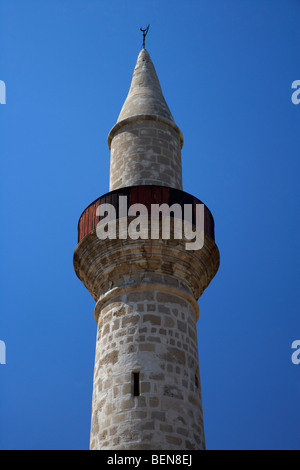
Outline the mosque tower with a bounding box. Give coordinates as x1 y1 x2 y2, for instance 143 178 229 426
73 40 220 450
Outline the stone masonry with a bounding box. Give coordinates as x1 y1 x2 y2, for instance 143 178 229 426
108 49 183 191
90 286 205 450
73 47 220 450
109 120 183 191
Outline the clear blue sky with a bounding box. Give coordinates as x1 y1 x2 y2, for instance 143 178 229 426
0 0 299 450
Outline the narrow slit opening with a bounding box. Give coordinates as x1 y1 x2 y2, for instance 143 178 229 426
133 372 140 397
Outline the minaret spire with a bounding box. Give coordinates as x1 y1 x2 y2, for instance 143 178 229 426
108 48 183 191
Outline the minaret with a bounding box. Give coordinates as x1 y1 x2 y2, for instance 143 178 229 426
73 46 219 450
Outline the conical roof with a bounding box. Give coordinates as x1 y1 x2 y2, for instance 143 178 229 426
108 48 183 148
117 48 175 123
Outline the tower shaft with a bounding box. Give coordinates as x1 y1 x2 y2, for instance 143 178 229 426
90 278 204 450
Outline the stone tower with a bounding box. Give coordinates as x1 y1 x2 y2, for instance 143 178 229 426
73 48 220 450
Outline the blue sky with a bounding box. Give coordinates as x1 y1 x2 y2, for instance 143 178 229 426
0 0 299 450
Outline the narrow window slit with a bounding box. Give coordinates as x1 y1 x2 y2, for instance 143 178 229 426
133 372 140 396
